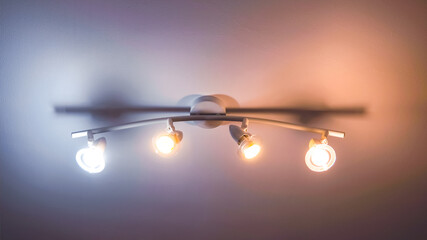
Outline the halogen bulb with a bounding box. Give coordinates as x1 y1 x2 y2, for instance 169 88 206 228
243 143 261 160
76 147 105 173
311 148 330 166
153 130 182 157
305 144 336 172
155 135 176 155
238 136 261 161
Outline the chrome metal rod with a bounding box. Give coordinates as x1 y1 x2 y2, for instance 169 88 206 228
71 115 345 139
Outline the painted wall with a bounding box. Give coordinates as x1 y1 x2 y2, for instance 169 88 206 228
1 0 426 239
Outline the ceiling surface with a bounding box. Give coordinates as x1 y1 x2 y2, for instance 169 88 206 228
1 0 426 239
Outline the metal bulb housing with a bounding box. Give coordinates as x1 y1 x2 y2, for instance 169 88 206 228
230 125 262 161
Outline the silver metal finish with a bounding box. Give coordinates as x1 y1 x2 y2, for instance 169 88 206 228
71 115 345 139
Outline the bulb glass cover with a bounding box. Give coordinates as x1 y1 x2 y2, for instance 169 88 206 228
153 131 182 157
238 136 262 161
155 135 176 154
243 143 261 159
305 143 336 172
76 147 105 173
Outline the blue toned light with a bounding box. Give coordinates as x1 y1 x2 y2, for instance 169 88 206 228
76 147 105 173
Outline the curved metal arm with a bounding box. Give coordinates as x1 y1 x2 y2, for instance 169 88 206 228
71 115 345 139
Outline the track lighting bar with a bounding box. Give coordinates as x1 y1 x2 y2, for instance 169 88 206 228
71 115 345 139
71 95 346 174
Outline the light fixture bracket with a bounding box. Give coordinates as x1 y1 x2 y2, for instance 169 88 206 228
87 131 94 146
71 95 345 139
189 95 226 128
70 95 346 173
166 118 176 133
241 118 249 131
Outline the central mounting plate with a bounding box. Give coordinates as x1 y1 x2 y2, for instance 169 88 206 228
190 95 226 128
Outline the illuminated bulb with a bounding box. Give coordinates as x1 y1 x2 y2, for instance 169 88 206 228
155 135 176 154
311 147 330 166
238 137 262 161
230 125 262 161
153 130 183 157
305 143 336 172
76 147 105 173
76 137 106 173
243 143 261 160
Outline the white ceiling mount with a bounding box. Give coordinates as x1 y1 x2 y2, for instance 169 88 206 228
190 95 226 128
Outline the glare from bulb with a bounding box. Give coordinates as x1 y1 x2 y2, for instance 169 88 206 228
243 143 261 160
311 148 330 166
76 147 105 173
155 135 176 155
238 136 262 161
305 143 336 172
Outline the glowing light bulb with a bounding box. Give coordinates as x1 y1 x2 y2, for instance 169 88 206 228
243 143 261 160
153 130 183 157
155 135 176 154
311 148 330 166
76 147 105 173
305 143 336 172
238 136 262 161
229 125 262 162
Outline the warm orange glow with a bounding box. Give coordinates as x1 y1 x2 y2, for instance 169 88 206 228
243 143 261 160
310 148 330 166
155 135 176 155
305 144 336 172
238 136 262 161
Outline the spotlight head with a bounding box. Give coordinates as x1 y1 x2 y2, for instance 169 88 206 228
229 125 262 161
76 137 106 173
305 138 336 172
238 136 261 161
153 130 183 157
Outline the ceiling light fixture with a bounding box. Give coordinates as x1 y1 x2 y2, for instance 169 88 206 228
71 95 345 173
75 132 106 174
229 118 261 161
153 118 183 157
305 137 336 172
